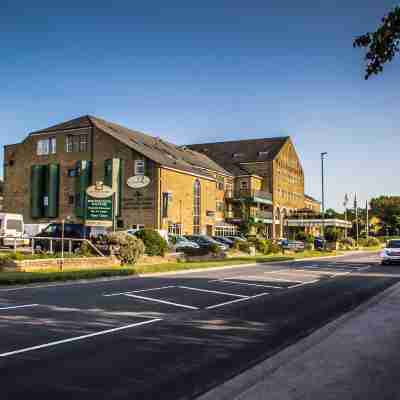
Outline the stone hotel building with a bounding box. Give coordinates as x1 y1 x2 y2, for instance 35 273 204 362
3 115 320 238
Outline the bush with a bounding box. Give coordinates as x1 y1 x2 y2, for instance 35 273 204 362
339 237 356 250
106 232 145 265
269 242 281 254
304 242 314 251
78 241 94 257
248 237 270 254
295 231 307 241
237 241 251 254
134 230 168 257
209 243 221 255
324 227 339 242
361 237 380 247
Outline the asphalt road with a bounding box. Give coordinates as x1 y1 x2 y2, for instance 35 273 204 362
0 251 398 399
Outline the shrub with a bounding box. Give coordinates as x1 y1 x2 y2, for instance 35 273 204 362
237 241 251 254
209 243 221 255
339 237 356 249
364 237 380 247
134 230 168 257
324 227 339 242
106 232 145 265
295 231 307 241
247 237 270 254
304 242 314 251
269 242 281 254
78 241 94 257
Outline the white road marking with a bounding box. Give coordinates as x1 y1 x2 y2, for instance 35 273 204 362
0 304 39 311
206 292 270 310
288 279 320 289
178 286 247 298
0 318 162 358
211 279 284 289
104 286 176 297
261 275 303 284
124 294 199 310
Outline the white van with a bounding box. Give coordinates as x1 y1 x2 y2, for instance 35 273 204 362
0 213 29 247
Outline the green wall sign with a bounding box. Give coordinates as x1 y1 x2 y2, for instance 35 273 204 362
86 196 113 226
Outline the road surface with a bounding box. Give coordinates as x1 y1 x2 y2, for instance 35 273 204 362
0 251 396 399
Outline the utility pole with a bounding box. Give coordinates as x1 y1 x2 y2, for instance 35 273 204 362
321 152 328 240
343 193 349 238
354 193 359 247
366 199 369 238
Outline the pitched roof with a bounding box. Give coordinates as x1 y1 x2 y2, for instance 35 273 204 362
30 115 231 179
186 137 289 176
305 194 320 203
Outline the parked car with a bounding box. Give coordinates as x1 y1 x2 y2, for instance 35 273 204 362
314 237 326 250
168 235 200 252
34 223 107 252
225 235 247 243
0 213 30 247
381 239 400 265
212 236 235 247
281 240 305 251
185 235 229 252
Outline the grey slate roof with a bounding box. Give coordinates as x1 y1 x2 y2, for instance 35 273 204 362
30 115 232 179
186 137 289 176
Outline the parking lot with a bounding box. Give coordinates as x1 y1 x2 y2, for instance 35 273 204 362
0 251 396 399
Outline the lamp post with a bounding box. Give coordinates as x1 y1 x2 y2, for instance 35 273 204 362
321 152 328 241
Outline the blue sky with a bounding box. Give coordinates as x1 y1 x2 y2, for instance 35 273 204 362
1 0 399 209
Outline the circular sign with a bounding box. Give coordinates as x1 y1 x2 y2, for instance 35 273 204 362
127 175 150 189
86 183 114 199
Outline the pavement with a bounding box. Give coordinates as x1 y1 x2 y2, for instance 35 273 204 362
0 251 398 399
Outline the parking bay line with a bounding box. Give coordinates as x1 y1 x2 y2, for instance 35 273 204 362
209 279 285 290
0 318 162 358
124 294 199 310
178 285 248 298
0 304 39 311
206 292 270 310
104 286 177 297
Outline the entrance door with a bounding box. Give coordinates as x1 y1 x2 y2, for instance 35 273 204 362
206 225 213 236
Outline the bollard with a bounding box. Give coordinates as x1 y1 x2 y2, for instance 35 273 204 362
50 239 53 254
69 240 72 254
32 238 35 255
14 238 17 253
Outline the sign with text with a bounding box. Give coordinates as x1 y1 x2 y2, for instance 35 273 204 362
86 196 113 227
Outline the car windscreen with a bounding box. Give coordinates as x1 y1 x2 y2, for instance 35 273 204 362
387 240 400 249
6 219 23 232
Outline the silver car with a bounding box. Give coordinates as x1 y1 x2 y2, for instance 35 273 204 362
381 239 400 265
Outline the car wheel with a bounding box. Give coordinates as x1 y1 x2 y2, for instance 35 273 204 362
381 260 388 265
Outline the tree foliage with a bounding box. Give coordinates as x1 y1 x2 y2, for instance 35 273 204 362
353 6 400 79
369 196 400 234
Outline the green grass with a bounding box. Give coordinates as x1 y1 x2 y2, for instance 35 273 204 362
0 250 337 286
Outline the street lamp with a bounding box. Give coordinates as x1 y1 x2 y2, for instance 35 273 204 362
321 152 328 240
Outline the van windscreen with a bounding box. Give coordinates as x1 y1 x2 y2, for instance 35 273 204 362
6 219 23 232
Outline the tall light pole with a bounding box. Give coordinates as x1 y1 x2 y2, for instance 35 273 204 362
321 152 328 240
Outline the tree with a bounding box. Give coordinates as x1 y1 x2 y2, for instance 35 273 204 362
369 196 400 234
353 6 400 79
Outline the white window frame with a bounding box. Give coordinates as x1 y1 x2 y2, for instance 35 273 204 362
135 159 145 176
37 139 49 155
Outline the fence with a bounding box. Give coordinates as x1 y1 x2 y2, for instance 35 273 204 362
1 236 105 257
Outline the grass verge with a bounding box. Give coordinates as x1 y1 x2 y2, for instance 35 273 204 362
0 250 338 286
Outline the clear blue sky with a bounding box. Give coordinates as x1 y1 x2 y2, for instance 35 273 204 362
1 0 399 210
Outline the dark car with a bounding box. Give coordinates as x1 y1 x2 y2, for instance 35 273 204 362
212 236 235 248
185 235 228 253
34 223 106 252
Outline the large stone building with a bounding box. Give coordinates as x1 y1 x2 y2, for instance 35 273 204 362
3 115 317 238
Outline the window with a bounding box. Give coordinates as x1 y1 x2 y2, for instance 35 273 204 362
132 224 145 230
193 179 201 234
216 176 224 191
66 134 88 153
67 169 77 177
258 151 269 157
216 201 224 212
68 195 75 205
135 159 145 176
79 135 88 152
240 180 248 189
6 219 23 231
162 192 171 218
168 223 182 235
37 137 56 155
232 153 244 158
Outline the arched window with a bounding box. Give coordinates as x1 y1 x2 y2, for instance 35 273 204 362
193 179 201 234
